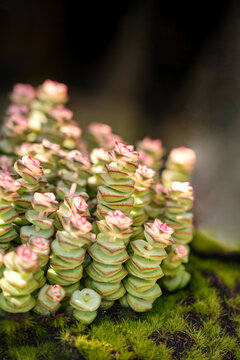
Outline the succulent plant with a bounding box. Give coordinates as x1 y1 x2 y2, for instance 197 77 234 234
47 207 95 295
0 170 21 250
34 283 66 315
86 210 132 309
0 244 40 312
161 182 194 291
130 165 156 240
121 219 174 312
162 147 196 188
0 80 196 321
70 288 101 324
96 141 139 219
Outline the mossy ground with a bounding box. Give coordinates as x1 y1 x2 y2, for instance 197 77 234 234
0 252 239 360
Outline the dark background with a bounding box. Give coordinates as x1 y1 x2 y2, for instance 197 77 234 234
0 0 239 243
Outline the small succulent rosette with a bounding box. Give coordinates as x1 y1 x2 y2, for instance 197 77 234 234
161 244 191 292
56 195 89 230
130 165 156 239
96 142 139 218
48 213 95 293
57 150 92 200
0 171 21 249
165 182 194 245
14 156 44 185
48 104 73 123
60 124 83 150
37 80 68 105
26 139 61 183
27 236 50 267
137 137 164 171
1 113 29 153
121 219 174 312
146 182 167 220
0 244 40 313
34 284 66 315
70 288 101 324
10 83 36 105
86 210 132 309
21 192 58 243
88 122 123 150
162 146 196 187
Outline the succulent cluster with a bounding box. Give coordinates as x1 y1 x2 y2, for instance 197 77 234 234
0 80 196 324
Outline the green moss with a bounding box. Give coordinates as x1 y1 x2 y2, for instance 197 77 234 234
0 253 239 360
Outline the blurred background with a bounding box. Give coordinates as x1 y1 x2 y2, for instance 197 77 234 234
0 0 239 248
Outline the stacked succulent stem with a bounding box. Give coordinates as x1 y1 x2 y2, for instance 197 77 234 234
130 165 156 240
19 191 58 287
47 197 95 296
96 142 139 219
161 182 194 291
137 137 166 224
145 182 167 221
13 155 46 224
20 191 57 243
0 171 21 251
0 244 40 312
86 210 132 309
121 219 174 312
27 236 51 288
70 288 101 324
